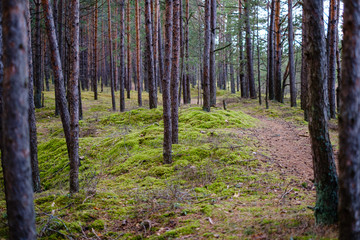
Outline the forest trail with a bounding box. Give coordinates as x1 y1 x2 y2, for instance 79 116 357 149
245 113 314 183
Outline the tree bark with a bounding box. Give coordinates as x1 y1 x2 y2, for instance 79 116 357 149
135 0 142 106
230 64 235 94
304 0 338 224
26 1 41 192
34 1 43 108
1 0 37 237
328 0 337 118
268 0 275 100
202 0 211 111
162 0 173 164
301 4 308 120
288 0 296 107
93 0 98 100
274 0 282 102
339 0 360 238
119 0 125 111
239 0 246 98
209 0 217 106
145 0 157 108
107 0 116 111
244 0 256 99
171 0 181 143
126 0 131 99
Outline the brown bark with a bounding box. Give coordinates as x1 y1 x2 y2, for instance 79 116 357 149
2 0 36 238
274 0 282 102
126 0 131 99
268 0 275 100
185 0 190 104
304 0 338 224
339 0 360 238
135 0 142 106
107 0 116 111
288 0 296 107
119 0 125 112
34 1 43 108
244 0 256 99
210 0 217 106
145 0 157 108
171 0 181 142
26 0 41 192
301 4 308 120
162 0 173 164
93 0 98 100
202 0 211 112
239 0 246 98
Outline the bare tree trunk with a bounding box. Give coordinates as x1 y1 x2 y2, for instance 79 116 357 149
93 0 98 100
67 0 80 193
171 0 181 143
304 0 338 225
274 0 282 102
257 7 261 105
328 0 337 118
145 0 157 108
119 0 125 111
230 64 235 94
288 0 296 107
202 0 211 112
239 0 246 98
34 1 43 108
135 0 142 106
268 0 275 100
301 4 308 120
210 0 217 106
162 0 173 164
339 0 360 238
107 0 116 111
26 1 41 193
126 0 131 99
244 0 256 99
1 1 36 238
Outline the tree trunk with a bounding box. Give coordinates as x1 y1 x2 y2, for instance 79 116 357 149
230 64 235 94
257 7 261 105
185 0 190 104
34 1 43 108
209 0 217 106
162 0 173 164
107 0 116 111
1 0 36 238
288 0 296 107
268 0 275 100
244 0 256 99
339 0 360 238
274 0 282 102
67 0 80 193
202 0 211 111
301 4 308 120
26 1 41 193
304 0 338 224
239 0 246 98
145 0 157 108
126 0 131 99
135 0 142 106
171 0 181 143
119 0 125 111
328 0 337 118
93 0 98 100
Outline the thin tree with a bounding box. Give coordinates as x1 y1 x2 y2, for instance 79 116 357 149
288 0 296 107
328 0 337 118
1 0 36 238
202 0 211 112
301 4 308 120
268 0 275 100
119 0 125 112
210 0 217 106
34 0 43 108
339 0 360 238
135 0 142 106
145 0 157 108
244 0 256 99
256 6 261 105
274 0 281 102
26 0 41 192
171 0 181 143
239 0 246 98
126 0 131 99
107 0 116 111
162 0 173 164
304 0 338 224
42 0 80 193
93 0 98 100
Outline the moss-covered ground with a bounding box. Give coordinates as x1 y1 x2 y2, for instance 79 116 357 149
0 88 337 239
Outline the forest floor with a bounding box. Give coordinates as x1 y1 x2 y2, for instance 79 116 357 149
0 88 338 239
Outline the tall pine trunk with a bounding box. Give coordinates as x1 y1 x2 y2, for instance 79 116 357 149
304 0 338 224
107 0 116 111
126 0 132 99
135 0 142 106
274 0 282 102
202 0 211 112
1 0 36 237
339 0 360 237
209 0 217 106
245 0 256 99
328 0 337 118
93 0 98 100
288 0 296 107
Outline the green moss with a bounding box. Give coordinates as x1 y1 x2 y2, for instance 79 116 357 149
89 219 105 231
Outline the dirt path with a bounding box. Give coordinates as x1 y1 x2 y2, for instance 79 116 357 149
246 115 314 183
